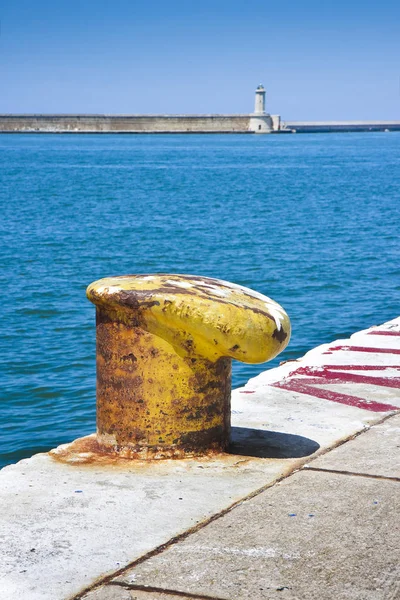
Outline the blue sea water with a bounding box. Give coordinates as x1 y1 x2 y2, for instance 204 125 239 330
1 132 399 469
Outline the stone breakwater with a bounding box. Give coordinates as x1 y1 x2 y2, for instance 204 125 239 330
1 114 400 133
0 114 280 133
0 115 255 133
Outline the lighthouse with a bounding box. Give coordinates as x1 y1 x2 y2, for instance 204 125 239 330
254 84 266 114
249 84 274 133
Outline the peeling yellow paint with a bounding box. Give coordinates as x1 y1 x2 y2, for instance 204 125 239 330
87 274 290 363
86 274 290 458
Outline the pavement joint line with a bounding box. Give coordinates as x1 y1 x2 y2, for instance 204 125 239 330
296 409 397 466
70 471 290 600
71 410 398 600
303 466 400 482
299 410 400 479
109 581 229 600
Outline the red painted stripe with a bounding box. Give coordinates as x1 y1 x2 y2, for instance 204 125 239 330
272 379 398 412
368 331 400 336
306 365 400 371
293 366 400 388
293 375 400 389
330 345 400 355
239 390 255 394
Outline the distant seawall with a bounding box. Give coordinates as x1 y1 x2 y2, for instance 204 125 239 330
0 115 399 133
282 121 400 133
0 115 253 134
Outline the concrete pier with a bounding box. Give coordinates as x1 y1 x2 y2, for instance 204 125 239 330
1 317 399 599
0 114 253 134
1 115 399 134
282 120 400 133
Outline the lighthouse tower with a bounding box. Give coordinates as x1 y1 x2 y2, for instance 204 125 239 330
249 84 274 133
254 84 266 114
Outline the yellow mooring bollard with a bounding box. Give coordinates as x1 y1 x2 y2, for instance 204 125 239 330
86 274 290 459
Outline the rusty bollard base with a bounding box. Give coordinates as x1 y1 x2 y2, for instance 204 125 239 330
74 274 290 460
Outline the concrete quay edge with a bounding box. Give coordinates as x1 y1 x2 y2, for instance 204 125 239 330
0 316 399 600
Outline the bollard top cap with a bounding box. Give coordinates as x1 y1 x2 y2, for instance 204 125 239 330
87 274 290 364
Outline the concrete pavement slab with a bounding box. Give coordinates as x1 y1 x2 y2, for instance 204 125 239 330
309 413 400 479
114 470 400 600
0 451 305 600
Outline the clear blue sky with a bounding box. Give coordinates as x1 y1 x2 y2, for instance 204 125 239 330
1 0 399 119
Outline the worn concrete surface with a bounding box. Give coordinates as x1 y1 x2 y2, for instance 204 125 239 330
1 317 399 600
0 451 303 600
113 469 400 600
310 412 400 479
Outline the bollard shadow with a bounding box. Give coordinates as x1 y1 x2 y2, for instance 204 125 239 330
229 427 320 459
